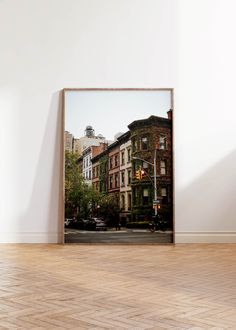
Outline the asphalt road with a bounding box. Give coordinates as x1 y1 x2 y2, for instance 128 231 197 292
65 228 173 244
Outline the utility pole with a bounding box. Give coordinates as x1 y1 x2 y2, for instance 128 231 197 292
133 148 158 215
153 149 158 216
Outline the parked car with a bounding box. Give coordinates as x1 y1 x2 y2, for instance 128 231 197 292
83 219 96 231
64 217 76 228
73 219 86 230
91 217 107 231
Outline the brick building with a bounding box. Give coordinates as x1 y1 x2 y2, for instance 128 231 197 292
107 140 120 207
92 149 109 193
117 132 132 224
128 111 172 221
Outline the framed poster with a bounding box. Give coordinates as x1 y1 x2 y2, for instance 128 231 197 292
63 89 174 244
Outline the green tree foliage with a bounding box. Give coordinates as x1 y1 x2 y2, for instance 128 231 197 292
98 193 120 226
65 151 100 219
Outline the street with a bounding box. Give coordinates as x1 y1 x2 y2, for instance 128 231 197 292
65 228 173 243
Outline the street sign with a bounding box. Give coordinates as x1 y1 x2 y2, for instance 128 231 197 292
153 199 161 205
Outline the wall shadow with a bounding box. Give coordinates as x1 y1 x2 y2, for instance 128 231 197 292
18 91 63 243
176 149 236 232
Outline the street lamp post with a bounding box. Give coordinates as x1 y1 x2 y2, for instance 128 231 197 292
153 149 157 215
133 148 159 216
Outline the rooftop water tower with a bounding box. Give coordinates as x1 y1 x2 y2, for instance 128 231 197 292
85 125 95 137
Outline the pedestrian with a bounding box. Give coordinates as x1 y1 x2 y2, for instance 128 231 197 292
115 219 121 231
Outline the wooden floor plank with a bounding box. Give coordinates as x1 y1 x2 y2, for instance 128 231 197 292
0 244 235 329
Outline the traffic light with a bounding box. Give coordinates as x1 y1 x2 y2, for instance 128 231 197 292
135 167 145 180
140 169 145 179
135 170 141 180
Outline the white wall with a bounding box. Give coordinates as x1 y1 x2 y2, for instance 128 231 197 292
0 0 235 243
175 0 236 242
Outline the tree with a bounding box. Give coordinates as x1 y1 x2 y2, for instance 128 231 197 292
65 151 100 219
98 193 120 226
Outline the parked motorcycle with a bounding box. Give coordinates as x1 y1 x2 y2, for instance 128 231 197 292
148 214 169 232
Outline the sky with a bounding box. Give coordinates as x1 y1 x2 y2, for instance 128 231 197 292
65 90 172 141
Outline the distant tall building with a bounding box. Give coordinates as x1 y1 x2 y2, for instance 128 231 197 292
82 143 108 186
73 138 80 154
65 131 73 152
73 126 108 155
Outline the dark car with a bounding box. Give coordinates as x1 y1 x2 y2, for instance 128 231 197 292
73 219 86 230
91 217 107 231
83 219 96 231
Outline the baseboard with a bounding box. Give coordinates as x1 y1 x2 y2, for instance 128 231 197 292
175 231 236 243
0 232 63 243
1 231 236 244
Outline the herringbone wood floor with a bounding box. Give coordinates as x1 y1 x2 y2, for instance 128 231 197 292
0 244 235 329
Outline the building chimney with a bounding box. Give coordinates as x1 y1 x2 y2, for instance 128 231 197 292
167 109 172 120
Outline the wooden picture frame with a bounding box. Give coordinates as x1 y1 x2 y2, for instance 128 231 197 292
61 88 175 244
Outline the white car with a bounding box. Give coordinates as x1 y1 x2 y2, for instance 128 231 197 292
64 218 74 227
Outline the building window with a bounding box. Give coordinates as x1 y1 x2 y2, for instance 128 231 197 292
142 161 148 173
141 136 148 150
133 161 139 174
128 170 131 185
109 157 112 169
160 136 166 150
133 187 138 205
161 187 168 204
142 188 149 205
93 168 95 178
121 172 125 186
121 151 125 165
160 160 167 175
127 148 131 163
109 176 113 189
115 174 119 188
132 138 137 152
121 195 125 210
115 154 118 167
89 170 91 180
128 193 132 210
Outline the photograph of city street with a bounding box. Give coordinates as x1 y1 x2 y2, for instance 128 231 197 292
64 89 173 243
